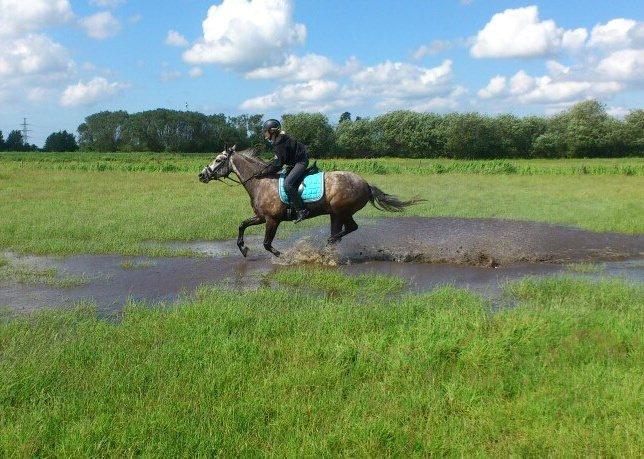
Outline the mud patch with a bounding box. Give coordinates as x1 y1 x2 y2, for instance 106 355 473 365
274 217 643 266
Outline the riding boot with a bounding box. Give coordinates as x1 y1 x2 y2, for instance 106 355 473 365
287 189 309 223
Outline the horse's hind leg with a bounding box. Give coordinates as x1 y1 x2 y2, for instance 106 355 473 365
328 214 343 243
263 218 282 257
237 215 265 257
327 214 359 244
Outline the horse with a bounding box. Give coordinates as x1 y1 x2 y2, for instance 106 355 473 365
198 146 422 257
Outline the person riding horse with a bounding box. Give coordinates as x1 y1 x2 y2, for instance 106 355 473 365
258 119 310 223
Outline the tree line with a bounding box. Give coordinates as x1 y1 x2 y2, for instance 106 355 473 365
0 129 77 152
2 100 642 157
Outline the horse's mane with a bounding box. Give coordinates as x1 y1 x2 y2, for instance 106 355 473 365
236 148 269 167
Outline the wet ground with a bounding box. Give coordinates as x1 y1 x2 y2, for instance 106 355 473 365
1 217 642 316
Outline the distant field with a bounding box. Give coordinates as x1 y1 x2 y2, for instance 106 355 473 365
1 153 642 255
0 271 642 456
2 151 643 175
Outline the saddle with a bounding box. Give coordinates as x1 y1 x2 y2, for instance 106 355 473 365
278 161 325 204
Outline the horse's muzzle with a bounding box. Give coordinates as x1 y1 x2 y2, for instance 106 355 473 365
198 172 209 183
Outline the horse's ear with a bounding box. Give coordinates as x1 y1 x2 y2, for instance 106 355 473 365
231 144 237 152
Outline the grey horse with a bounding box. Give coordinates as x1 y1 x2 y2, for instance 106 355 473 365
199 146 422 257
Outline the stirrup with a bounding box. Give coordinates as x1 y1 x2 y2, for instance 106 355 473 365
294 209 309 223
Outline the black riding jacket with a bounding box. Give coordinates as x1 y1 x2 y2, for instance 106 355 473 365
267 134 308 173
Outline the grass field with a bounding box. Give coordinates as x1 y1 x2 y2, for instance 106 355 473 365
1 153 642 456
1 153 642 255
1 270 642 456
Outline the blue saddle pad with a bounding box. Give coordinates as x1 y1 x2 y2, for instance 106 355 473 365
278 171 325 204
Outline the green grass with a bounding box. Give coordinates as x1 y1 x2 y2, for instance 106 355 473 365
2 151 643 175
0 271 642 456
0 256 87 288
1 156 642 255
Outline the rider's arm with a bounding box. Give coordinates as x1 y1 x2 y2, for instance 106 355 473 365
256 155 281 177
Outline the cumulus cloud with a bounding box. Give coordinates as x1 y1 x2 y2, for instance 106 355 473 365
240 79 340 112
350 60 453 99
588 18 639 48
470 5 587 58
0 0 74 37
166 30 188 47
60 77 129 106
477 75 506 99
0 33 73 80
239 59 462 113
477 68 623 105
183 0 306 71
80 11 121 39
244 53 341 81
596 49 644 81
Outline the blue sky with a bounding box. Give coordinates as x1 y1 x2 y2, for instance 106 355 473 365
0 0 642 146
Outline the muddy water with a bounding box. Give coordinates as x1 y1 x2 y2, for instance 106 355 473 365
1 217 642 316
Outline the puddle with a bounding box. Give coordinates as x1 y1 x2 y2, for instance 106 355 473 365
1 217 642 317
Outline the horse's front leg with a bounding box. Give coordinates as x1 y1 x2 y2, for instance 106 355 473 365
263 218 282 257
237 215 265 257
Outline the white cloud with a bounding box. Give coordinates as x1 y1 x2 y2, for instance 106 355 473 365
546 60 570 76
470 6 586 58
477 75 506 98
239 59 463 113
240 79 339 111
160 68 182 82
477 69 623 105
588 18 638 48
350 59 453 99
244 53 339 81
188 67 204 78
0 0 74 37
0 33 73 79
607 106 630 118
89 0 125 7
412 40 453 59
80 11 121 39
60 77 129 107
561 28 588 50
183 0 306 71
596 49 644 81
166 30 188 47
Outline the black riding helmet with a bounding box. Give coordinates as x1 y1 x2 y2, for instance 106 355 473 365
262 119 281 133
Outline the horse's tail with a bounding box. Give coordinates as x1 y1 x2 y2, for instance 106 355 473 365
368 184 425 212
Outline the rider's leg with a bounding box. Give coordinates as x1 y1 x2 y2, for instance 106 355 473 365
284 161 309 222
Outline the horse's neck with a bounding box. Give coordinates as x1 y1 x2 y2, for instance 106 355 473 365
231 155 262 195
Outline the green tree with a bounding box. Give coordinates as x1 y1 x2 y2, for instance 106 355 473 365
563 100 612 157
78 111 130 151
339 112 351 123
437 113 502 159
622 109 644 155
372 111 443 158
5 130 25 151
282 113 335 157
0 130 4 151
335 118 374 157
44 130 78 152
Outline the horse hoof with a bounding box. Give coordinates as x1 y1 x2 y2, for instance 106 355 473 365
327 237 340 245
240 246 249 257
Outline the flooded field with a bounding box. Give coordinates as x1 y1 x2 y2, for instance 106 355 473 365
1 217 641 316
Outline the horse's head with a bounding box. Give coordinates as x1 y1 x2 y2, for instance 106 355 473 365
198 145 236 183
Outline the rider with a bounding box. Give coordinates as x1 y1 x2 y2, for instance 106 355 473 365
260 119 310 223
